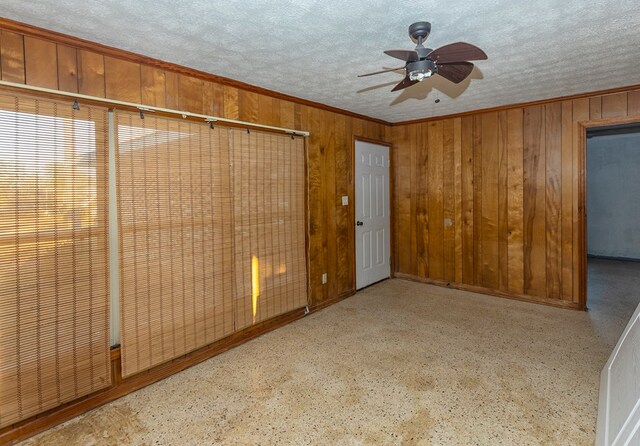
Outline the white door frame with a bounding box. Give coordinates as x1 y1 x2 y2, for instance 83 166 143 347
579 116 640 310
354 138 392 290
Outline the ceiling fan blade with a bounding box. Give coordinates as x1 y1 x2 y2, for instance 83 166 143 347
436 62 475 84
391 76 419 92
357 67 406 77
384 49 419 62
428 42 487 63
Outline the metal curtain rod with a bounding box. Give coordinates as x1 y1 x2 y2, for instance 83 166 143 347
0 80 310 137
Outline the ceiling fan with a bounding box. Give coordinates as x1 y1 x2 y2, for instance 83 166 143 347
359 21 487 92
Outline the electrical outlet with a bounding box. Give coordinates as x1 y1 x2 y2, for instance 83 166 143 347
341 196 349 206
322 273 328 284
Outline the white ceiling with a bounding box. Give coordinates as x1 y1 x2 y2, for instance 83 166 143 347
2 0 640 122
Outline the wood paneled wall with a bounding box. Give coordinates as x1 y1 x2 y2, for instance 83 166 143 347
2 20 639 313
0 25 388 307
391 90 640 308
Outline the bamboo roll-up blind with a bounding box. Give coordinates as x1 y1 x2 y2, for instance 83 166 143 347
116 112 234 377
0 93 110 428
232 129 307 330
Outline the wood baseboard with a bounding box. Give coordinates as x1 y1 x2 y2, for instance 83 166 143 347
309 289 356 313
0 293 358 445
393 273 583 311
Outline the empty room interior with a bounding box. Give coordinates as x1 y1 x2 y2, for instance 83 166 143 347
1 1 640 445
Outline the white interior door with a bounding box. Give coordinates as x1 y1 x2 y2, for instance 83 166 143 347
596 301 640 445
355 140 390 290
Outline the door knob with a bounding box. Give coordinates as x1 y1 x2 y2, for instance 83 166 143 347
356 221 363 226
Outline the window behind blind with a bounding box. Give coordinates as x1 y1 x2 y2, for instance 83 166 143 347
0 93 309 425
115 113 235 378
0 93 110 428
116 114 308 377
231 129 307 330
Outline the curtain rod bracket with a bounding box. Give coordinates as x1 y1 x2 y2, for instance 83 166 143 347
205 117 217 130
137 106 155 120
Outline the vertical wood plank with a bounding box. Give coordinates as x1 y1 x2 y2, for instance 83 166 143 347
164 71 179 109
352 119 364 138
238 90 259 123
601 92 628 119
394 125 412 274
319 110 330 301
443 119 456 282
56 44 78 93
628 91 640 116
1 31 25 83
589 97 602 120
178 75 203 114
77 49 105 97
572 98 590 304
384 124 392 144
344 116 355 285
497 111 509 291
202 81 214 115
472 115 483 285
364 120 378 140
427 120 444 280
293 103 302 130
561 100 574 300
322 111 337 299
523 105 546 297
24 37 57 89
408 123 418 276
203 81 225 117
257 94 275 127
279 100 295 129
453 118 463 284
461 117 475 284
140 66 166 107
545 102 562 300
223 86 239 120
334 113 350 293
306 106 324 303
373 122 385 141
104 56 141 103
270 96 282 127
480 112 499 289
416 123 429 277
506 108 524 294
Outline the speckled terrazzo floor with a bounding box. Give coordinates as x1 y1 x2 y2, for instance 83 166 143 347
21 259 640 446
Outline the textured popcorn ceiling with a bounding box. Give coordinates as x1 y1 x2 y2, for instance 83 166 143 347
2 0 640 122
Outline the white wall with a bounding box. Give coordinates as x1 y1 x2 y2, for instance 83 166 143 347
587 132 640 259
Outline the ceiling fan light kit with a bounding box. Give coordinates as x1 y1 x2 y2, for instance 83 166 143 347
407 59 436 81
359 21 487 92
